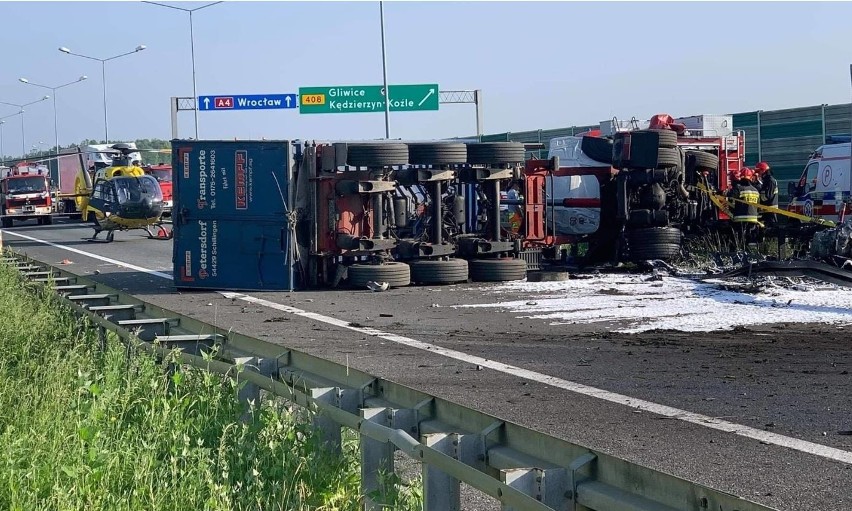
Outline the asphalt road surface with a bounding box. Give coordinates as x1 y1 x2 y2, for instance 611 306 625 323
4 218 851 510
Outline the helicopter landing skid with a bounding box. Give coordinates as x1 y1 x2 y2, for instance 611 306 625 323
86 230 115 243
146 224 173 240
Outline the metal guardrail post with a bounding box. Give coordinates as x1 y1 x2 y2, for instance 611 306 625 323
500 468 543 511
97 325 107 352
311 387 344 453
422 433 461 510
234 357 276 422
568 452 596 510
360 407 394 510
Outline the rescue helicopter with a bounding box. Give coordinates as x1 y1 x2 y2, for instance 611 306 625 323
75 143 173 242
4 143 173 242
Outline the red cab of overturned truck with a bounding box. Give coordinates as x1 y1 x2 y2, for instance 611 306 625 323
521 113 745 249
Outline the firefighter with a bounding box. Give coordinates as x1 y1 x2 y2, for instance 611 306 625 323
728 167 762 244
755 161 778 225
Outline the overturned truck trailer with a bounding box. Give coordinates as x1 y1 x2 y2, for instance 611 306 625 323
171 124 740 291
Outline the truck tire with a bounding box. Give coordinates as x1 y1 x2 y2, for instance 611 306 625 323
685 150 719 172
469 258 527 282
42 216 53 226
626 227 682 262
409 258 469 284
348 262 411 288
347 143 409 167
655 147 681 168
1 210 11 228
580 136 613 164
630 129 678 149
629 243 682 262
407 143 467 165
466 143 526 165
628 226 682 244
622 146 680 170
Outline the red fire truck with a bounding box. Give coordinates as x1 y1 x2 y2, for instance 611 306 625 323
142 163 173 216
0 162 54 227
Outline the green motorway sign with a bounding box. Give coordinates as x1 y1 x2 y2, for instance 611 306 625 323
299 84 439 114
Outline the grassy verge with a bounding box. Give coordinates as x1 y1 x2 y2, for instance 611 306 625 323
0 260 421 510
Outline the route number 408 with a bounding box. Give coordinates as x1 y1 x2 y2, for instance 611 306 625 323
301 94 326 105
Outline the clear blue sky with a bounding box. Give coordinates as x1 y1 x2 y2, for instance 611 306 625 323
0 1 850 157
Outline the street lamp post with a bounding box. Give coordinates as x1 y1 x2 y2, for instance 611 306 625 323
19 75 88 159
58 45 146 142
0 111 24 165
379 1 391 139
0 96 51 156
143 1 222 139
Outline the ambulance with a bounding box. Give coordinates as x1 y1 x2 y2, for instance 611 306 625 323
788 140 852 222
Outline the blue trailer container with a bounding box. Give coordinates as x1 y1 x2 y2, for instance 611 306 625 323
171 140 294 291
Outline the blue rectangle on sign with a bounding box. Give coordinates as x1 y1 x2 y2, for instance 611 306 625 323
198 94 298 111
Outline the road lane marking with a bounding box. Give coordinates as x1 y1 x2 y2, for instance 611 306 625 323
2 230 172 279
5 228 852 465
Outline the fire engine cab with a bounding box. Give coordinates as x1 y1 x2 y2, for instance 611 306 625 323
142 163 173 215
0 162 54 227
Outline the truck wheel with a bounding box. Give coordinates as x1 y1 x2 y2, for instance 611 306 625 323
409 258 469 284
347 143 409 167
626 227 682 262
655 147 681 168
469 258 527 282
407 143 468 165
42 216 53 226
685 150 719 172
348 261 411 288
630 129 678 149
581 136 613 165
1 211 11 228
466 142 526 165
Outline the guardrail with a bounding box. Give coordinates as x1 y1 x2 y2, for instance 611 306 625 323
0 249 777 511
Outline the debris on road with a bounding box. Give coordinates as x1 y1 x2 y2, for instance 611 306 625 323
366 281 389 292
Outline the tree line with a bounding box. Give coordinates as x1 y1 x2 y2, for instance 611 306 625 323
2 139 173 166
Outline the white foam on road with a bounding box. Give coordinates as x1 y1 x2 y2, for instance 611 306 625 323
457 274 852 333
5 229 852 465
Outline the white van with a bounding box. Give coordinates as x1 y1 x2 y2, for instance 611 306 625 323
788 142 852 221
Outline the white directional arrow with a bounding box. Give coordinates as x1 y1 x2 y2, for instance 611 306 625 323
285 95 292 107
203 97 210 110
418 88 435 107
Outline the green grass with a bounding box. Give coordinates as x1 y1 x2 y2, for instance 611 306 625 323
0 260 422 511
